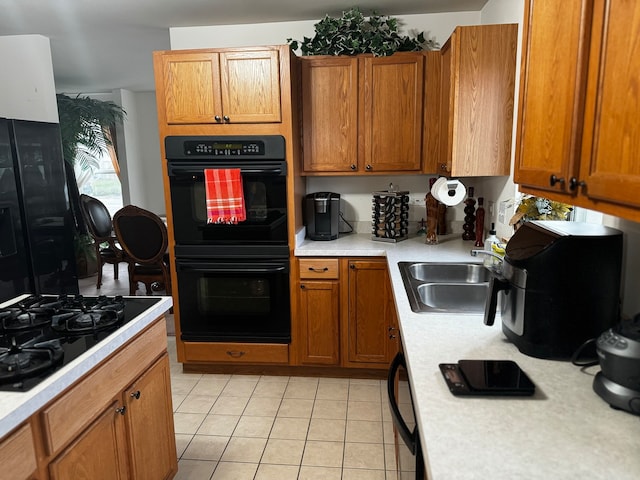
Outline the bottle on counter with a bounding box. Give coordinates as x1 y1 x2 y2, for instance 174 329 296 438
462 187 476 241
484 223 500 268
474 197 485 248
425 177 439 245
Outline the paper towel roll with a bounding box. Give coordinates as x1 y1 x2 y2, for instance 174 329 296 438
431 178 467 206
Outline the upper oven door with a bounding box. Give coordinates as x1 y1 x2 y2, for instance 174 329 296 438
166 135 287 247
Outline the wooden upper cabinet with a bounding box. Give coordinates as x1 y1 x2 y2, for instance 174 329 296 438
300 52 424 174
580 0 640 211
155 48 281 125
436 24 518 177
359 54 424 172
301 56 358 172
516 0 640 221
515 0 591 194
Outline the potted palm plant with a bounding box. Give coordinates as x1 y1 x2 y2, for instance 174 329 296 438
56 93 126 277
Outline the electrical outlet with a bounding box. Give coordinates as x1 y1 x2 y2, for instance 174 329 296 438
498 200 507 225
411 196 426 206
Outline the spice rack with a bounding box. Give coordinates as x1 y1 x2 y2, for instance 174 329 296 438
371 191 410 243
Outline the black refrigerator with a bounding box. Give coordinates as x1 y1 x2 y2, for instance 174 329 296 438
0 118 78 303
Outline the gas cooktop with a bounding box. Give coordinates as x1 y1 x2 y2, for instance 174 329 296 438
0 294 163 392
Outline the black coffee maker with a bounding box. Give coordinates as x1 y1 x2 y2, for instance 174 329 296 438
305 192 340 241
484 221 623 359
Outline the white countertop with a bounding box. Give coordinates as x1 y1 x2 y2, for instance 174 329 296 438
0 295 173 439
296 233 640 480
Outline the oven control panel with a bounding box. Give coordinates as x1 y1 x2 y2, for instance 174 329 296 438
184 140 265 156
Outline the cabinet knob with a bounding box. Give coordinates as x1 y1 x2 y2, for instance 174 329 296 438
349 264 355 269
569 177 586 191
365 164 372 171
130 390 141 400
549 175 565 187
115 406 127 415
214 115 222 122
350 164 357 170
223 115 230 122
300 284 305 289
440 164 448 171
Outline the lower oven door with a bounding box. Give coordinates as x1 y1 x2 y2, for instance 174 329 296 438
175 258 290 343
388 351 425 480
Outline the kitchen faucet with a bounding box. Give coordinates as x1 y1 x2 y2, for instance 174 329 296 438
470 249 504 262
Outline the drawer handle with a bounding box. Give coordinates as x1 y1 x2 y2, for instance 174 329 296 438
308 267 329 273
226 350 246 358
130 390 141 400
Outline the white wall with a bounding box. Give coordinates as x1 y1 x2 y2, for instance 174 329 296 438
0 35 58 122
112 89 165 215
170 12 481 51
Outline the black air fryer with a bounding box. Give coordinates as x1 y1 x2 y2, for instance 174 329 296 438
485 221 623 359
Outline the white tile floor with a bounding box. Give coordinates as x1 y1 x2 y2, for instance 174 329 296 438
79 264 406 480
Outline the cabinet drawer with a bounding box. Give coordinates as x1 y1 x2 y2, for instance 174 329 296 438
0 423 37 480
299 258 339 279
41 318 167 456
184 342 289 364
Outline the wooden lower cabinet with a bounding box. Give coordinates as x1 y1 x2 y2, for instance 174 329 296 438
124 355 176 480
49 401 129 480
344 259 398 367
2 318 177 480
0 422 38 480
297 257 398 369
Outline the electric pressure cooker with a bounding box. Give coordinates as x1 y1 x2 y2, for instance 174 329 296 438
593 313 640 415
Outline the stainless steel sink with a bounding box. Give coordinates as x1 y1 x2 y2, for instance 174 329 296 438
398 262 490 314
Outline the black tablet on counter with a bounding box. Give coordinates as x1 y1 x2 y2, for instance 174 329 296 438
439 360 536 396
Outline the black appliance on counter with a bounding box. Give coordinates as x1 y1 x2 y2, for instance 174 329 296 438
593 313 640 415
0 119 78 303
304 192 340 241
485 221 623 360
165 135 290 343
0 294 162 392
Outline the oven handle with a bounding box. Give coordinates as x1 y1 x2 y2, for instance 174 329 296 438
387 351 418 454
167 162 285 177
176 261 287 274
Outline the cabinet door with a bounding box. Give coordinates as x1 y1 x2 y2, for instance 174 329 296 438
359 54 424 172
515 0 591 193
301 56 359 172
124 354 177 480
346 259 394 365
159 52 222 125
441 24 517 177
299 280 340 365
220 50 282 123
0 423 37 480
580 0 640 208
49 402 129 480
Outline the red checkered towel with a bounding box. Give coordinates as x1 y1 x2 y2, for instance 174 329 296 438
204 168 246 224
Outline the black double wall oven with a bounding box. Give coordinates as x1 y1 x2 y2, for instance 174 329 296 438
165 135 290 343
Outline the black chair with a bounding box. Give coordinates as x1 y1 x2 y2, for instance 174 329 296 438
79 194 128 288
113 205 171 296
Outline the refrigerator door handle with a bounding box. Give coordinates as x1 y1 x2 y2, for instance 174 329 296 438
0 206 18 257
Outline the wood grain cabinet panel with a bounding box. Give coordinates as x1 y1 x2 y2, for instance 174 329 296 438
301 53 424 174
515 0 640 222
155 48 281 125
0 423 38 480
346 259 396 365
124 355 177 480
301 56 359 173
434 24 518 176
48 402 129 480
299 280 340 365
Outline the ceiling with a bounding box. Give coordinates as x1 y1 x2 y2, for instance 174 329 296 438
0 0 488 94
